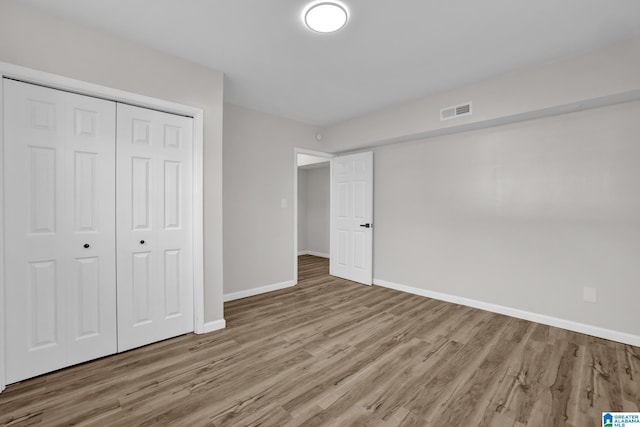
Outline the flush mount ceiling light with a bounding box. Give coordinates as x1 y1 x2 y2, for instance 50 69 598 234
304 2 348 33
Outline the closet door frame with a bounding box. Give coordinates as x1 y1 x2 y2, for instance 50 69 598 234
0 61 208 393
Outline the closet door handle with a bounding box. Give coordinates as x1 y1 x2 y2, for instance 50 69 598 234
83 243 90 249
140 240 146 245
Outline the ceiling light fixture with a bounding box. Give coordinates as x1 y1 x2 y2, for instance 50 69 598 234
304 2 348 33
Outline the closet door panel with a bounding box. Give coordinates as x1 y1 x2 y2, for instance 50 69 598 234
4 81 69 382
73 257 101 337
116 104 193 352
158 113 193 332
65 90 117 365
132 250 153 325
3 80 117 382
116 105 159 351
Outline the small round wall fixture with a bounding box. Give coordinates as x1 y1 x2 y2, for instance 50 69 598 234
304 2 348 33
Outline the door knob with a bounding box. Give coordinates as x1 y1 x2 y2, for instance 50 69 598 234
140 240 145 245
83 243 90 249
359 223 371 228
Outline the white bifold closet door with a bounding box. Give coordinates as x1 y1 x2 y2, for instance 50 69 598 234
4 80 196 384
116 104 194 352
3 79 117 383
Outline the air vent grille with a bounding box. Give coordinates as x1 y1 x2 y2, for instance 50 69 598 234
456 104 471 115
440 102 473 121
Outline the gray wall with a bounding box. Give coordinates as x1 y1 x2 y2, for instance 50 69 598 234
0 0 224 322
298 166 330 256
223 104 321 295
297 169 308 252
372 101 640 337
305 166 330 255
318 37 640 340
325 37 640 151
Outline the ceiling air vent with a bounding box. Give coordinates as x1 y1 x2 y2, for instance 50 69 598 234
440 102 472 121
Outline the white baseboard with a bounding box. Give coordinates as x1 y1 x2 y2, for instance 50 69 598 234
200 319 226 334
373 278 640 347
224 280 296 302
298 250 330 258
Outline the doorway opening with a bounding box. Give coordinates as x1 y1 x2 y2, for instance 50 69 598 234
294 149 333 283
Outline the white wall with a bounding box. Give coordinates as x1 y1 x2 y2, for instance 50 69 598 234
373 101 640 338
0 0 224 322
223 104 321 295
297 169 308 252
302 166 330 256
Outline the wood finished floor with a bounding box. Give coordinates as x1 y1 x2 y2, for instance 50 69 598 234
1 255 639 426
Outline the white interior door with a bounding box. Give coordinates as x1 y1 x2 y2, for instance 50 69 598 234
116 104 194 352
330 151 373 285
3 79 117 383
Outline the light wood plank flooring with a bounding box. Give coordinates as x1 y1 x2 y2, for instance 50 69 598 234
1 255 639 426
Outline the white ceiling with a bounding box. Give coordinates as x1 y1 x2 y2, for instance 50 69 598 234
16 0 640 126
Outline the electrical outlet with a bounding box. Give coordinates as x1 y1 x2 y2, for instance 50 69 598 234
583 287 597 303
